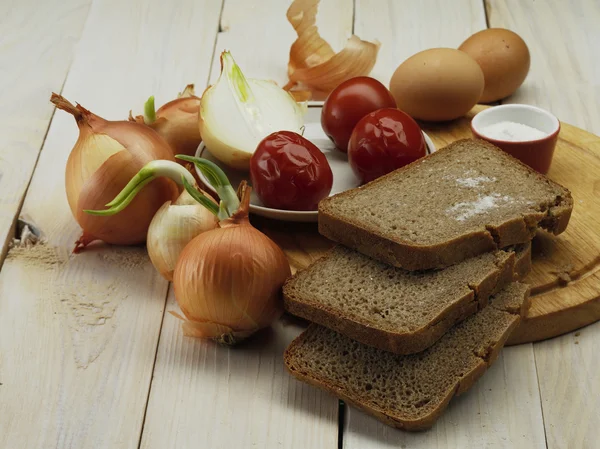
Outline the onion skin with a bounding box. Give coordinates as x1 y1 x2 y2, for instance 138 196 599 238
147 189 218 281
285 0 380 94
52 93 178 251
172 183 291 344
131 85 202 158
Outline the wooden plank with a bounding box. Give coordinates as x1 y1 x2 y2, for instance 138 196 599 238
355 0 487 86
140 296 338 449
533 323 600 449
487 1 600 447
342 1 548 446
344 345 545 448
0 0 91 264
140 5 344 447
487 0 600 134
0 0 222 447
208 0 354 86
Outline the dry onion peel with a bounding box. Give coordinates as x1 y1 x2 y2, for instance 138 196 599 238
51 93 178 252
129 84 202 159
285 0 380 93
199 51 305 170
88 156 291 344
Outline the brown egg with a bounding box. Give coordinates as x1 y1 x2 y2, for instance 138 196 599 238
389 48 484 122
459 28 530 103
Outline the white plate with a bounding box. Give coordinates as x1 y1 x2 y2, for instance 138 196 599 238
195 123 436 223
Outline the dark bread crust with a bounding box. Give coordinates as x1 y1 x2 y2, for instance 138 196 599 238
284 283 532 431
284 242 531 355
318 139 572 271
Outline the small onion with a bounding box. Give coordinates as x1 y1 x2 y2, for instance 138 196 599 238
147 189 218 281
172 181 291 344
130 85 202 158
51 93 178 252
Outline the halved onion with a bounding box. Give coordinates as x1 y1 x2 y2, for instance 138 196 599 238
199 51 305 170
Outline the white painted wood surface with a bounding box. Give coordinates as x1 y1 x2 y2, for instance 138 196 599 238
488 1 600 448
1 0 599 447
355 0 487 86
140 296 338 449
0 0 222 447
0 0 91 263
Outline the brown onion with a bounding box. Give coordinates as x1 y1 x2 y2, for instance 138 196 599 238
172 181 291 344
130 85 202 158
51 93 178 252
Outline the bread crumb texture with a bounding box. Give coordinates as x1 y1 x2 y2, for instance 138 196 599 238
285 283 529 430
321 140 570 245
285 246 510 332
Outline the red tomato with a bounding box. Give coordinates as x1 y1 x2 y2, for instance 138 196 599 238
250 131 333 211
348 108 426 184
321 77 397 153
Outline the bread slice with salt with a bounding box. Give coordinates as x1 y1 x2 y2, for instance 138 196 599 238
284 282 531 431
284 242 530 355
319 139 572 271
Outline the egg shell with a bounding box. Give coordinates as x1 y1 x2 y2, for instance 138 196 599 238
389 48 484 122
459 28 530 103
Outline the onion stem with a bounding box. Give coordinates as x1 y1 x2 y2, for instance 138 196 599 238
85 160 195 216
143 96 157 124
176 155 240 216
181 176 221 218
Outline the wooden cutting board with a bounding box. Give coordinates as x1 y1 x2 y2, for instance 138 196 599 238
254 105 600 345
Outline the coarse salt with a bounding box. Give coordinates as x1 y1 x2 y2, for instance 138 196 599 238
446 193 513 221
445 169 496 188
480 121 547 141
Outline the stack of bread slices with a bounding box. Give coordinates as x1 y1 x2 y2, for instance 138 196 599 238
282 139 573 431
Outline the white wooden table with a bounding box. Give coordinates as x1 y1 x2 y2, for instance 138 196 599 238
1 1 599 448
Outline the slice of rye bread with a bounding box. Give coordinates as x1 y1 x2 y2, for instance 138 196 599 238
284 242 531 355
318 139 572 271
284 282 531 431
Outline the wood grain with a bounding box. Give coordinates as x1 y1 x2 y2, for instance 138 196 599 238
140 296 338 449
488 1 600 448
486 0 600 133
354 0 487 86
0 0 222 447
141 6 343 447
533 323 600 449
0 0 91 265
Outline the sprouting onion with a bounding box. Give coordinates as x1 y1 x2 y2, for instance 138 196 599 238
87 156 291 344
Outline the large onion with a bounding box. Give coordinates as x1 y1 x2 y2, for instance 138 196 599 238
172 181 291 344
51 93 178 251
